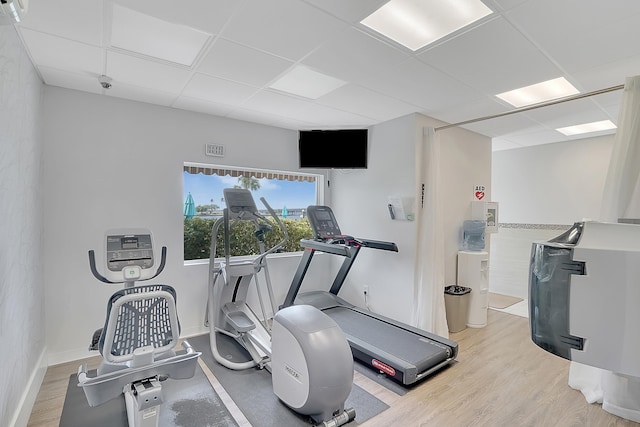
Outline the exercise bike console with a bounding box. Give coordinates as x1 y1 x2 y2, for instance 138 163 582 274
88 229 166 285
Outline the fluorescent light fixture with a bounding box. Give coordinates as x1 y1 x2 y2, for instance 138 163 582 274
111 5 210 66
496 77 580 108
269 65 346 99
556 120 616 136
360 0 493 51
9 2 20 22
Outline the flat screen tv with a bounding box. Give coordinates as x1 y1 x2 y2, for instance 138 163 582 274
298 129 368 169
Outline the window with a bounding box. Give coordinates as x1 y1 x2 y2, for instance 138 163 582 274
183 163 321 261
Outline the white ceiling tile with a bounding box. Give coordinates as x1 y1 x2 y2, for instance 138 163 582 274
506 0 640 73
297 103 377 127
242 90 374 128
19 29 103 76
490 0 529 11
106 51 192 93
593 90 625 110
111 0 239 34
38 66 103 94
198 39 294 87
17 0 103 46
491 139 523 151
458 113 542 138
182 74 258 106
430 95 510 125
227 108 315 130
242 90 315 119
603 104 622 124
302 0 389 23
364 58 484 111
522 98 616 128
106 83 178 107
316 84 417 121
499 128 570 148
303 27 409 83
173 96 234 117
270 65 346 99
221 0 348 61
110 4 211 67
418 17 560 94
571 57 640 94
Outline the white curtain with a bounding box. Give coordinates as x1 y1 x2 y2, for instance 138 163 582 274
412 126 449 337
600 75 640 222
568 75 640 422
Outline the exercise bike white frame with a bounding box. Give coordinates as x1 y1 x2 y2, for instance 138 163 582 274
79 229 201 427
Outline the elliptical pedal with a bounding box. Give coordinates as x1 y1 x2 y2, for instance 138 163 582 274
222 302 256 332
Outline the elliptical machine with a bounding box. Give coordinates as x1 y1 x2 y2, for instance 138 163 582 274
206 188 356 426
78 229 201 427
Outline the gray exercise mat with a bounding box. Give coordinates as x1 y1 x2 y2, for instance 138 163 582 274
60 363 237 427
189 333 389 426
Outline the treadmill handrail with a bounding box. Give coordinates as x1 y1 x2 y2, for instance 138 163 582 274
299 238 398 256
286 236 399 307
359 239 398 252
299 239 353 257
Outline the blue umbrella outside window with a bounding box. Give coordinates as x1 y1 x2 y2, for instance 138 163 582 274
281 205 288 218
184 192 196 219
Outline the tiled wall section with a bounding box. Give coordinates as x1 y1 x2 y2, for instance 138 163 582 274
489 224 570 299
0 25 44 426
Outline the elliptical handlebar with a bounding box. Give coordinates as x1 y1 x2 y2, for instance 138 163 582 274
209 193 289 266
257 196 288 258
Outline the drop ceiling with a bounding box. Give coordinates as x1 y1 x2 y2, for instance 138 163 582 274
14 0 640 150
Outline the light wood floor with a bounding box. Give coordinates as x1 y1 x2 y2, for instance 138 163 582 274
27 310 638 427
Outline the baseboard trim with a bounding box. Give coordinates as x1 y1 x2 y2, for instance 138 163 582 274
9 347 48 427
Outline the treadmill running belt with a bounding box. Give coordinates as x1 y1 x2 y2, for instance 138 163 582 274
324 306 450 371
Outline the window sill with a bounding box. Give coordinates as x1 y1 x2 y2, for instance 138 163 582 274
183 250 310 267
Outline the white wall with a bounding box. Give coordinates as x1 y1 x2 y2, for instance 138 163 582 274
492 135 615 224
490 135 615 297
41 87 332 364
331 114 492 325
0 26 46 427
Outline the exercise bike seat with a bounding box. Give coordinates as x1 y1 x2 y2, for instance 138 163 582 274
78 284 200 407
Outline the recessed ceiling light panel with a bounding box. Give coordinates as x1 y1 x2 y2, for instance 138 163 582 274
496 77 580 108
556 120 616 136
269 66 346 99
360 0 493 51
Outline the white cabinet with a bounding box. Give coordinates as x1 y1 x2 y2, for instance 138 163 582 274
457 250 489 328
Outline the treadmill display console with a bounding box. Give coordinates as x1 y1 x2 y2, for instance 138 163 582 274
307 205 342 238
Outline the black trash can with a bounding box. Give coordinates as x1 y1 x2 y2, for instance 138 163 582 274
444 285 472 333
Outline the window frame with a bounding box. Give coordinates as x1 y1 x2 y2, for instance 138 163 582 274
183 161 325 265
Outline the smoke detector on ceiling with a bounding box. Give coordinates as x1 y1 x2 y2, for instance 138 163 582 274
0 0 29 25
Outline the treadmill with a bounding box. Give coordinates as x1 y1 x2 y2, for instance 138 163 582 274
281 205 458 386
